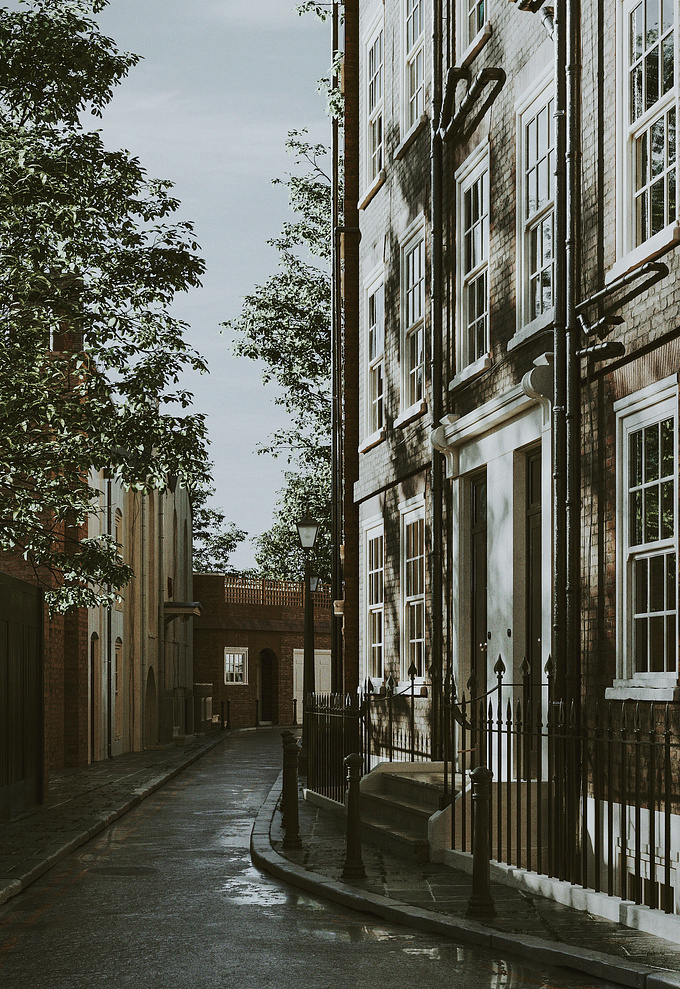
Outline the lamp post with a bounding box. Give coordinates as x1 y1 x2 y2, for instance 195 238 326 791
296 511 320 773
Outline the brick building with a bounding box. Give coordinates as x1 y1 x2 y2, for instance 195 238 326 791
193 575 332 730
335 0 680 926
0 479 197 821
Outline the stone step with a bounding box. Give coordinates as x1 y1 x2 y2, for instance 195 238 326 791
360 815 431 864
360 790 433 839
375 771 447 812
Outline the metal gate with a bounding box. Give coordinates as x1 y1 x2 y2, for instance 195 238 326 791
0 571 43 821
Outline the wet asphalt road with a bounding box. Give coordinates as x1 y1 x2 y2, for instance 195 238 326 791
0 730 625 989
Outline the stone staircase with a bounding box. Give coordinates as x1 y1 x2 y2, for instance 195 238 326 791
359 767 448 863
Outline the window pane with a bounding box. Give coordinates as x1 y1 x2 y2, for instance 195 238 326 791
635 617 649 671
631 488 644 545
645 423 660 480
662 0 674 32
632 64 644 120
662 479 675 537
636 132 648 190
652 176 666 233
630 429 643 486
652 117 665 175
645 485 660 542
650 614 665 671
666 613 676 671
636 556 648 612
661 417 674 473
651 553 665 610
632 3 644 60
668 552 676 605
647 44 659 109
647 0 659 47
663 32 674 92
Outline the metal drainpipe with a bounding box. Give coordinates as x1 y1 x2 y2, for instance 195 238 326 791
107 476 113 759
158 486 165 744
140 493 147 751
430 0 444 758
331 0 342 695
565 0 582 719
552 0 568 706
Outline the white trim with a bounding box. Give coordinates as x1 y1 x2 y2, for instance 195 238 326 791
400 216 427 414
614 380 679 690
615 0 679 262
402 0 426 135
400 496 426 683
457 0 491 66
364 265 386 441
359 169 386 211
394 398 428 428
394 114 429 160
364 518 385 684
449 353 492 391
516 69 555 335
455 141 490 374
364 11 385 191
224 646 248 685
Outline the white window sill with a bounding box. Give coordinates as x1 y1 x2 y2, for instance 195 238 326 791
397 679 429 694
459 22 492 68
358 427 386 453
605 681 680 702
449 353 492 392
395 114 429 161
394 399 427 429
606 224 680 285
358 170 386 211
507 311 553 352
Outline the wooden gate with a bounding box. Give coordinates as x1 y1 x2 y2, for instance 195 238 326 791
0 572 43 821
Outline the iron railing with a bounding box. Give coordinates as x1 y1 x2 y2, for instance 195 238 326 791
307 656 680 915
445 659 680 914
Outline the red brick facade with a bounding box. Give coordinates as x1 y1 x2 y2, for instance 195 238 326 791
193 575 332 730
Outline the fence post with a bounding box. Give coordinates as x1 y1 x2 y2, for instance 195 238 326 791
280 730 296 825
409 662 417 761
293 698 298 726
467 765 496 917
282 739 302 849
342 752 366 881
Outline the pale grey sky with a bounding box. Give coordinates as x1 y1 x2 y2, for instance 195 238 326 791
94 0 331 570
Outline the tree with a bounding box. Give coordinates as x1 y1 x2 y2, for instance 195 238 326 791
225 132 332 581
192 484 246 574
0 0 210 611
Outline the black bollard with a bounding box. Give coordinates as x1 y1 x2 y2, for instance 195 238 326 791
341 753 366 881
467 765 496 917
280 730 296 824
282 739 302 849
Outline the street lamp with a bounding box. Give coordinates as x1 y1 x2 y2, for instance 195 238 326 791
296 511 320 772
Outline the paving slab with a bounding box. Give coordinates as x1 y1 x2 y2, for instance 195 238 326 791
0 731 227 906
251 770 680 989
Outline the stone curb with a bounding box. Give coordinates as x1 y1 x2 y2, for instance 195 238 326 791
250 774 679 989
0 732 227 908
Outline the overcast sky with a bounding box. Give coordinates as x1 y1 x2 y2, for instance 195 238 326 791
94 0 331 570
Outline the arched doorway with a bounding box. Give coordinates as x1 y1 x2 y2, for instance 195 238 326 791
257 649 277 724
145 667 157 748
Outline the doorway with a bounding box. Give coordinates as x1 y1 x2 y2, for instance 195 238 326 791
257 649 277 724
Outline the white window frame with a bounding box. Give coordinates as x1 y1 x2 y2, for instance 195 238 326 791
614 0 679 275
400 497 426 682
364 266 386 444
366 15 385 188
399 217 426 420
515 71 555 342
456 142 491 381
403 0 425 133
224 647 248 685
609 378 679 701
364 518 385 685
457 0 491 66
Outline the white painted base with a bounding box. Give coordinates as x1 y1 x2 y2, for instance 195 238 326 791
437 848 680 945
